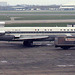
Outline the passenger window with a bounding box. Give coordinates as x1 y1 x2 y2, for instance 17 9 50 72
64 29 66 31
45 29 46 31
50 29 52 31
35 29 36 31
67 29 69 31
38 29 39 31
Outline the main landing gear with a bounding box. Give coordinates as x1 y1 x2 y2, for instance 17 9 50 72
23 40 33 47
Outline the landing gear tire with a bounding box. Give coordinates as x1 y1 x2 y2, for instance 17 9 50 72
23 40 33 47
61 46 70 50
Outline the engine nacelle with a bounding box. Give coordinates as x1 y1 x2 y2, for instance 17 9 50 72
0 31 5 35
0 35 15 41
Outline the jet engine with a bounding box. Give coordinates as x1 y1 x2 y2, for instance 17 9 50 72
0 31 5 35
0 35 15 41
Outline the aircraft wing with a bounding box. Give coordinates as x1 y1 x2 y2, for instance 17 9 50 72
14 35 49 41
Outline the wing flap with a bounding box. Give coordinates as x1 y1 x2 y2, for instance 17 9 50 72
15 35 49 41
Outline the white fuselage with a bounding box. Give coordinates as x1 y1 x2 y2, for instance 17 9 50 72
0 27 75 36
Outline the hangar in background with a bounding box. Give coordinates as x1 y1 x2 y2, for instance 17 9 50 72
60 2 75 10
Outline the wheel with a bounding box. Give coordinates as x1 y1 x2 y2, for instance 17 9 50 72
23 40 33 47
61 46 70 50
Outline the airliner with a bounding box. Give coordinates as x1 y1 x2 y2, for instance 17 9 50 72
0 22 75 46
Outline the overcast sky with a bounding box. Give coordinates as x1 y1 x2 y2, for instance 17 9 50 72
0 0 75 5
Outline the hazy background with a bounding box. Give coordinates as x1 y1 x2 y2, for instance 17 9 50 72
0 0 75 5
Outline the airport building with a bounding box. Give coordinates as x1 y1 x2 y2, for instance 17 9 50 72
0 1 75 11
60 2 75 10
0 2 7 6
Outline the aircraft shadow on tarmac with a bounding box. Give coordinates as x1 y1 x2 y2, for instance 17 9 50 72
55 47 75 51
0 42 75 50
0 42 52 50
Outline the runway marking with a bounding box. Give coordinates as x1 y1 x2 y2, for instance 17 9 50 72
57 65 75 67
59 59 75 60
32 67 39 69
46 44 52 46
0 60 8 63
57 65 67 67
65 54 72 56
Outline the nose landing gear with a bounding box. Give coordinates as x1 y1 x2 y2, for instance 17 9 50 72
23 40 33 47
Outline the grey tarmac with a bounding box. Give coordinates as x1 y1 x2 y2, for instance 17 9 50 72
0 41 74 75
